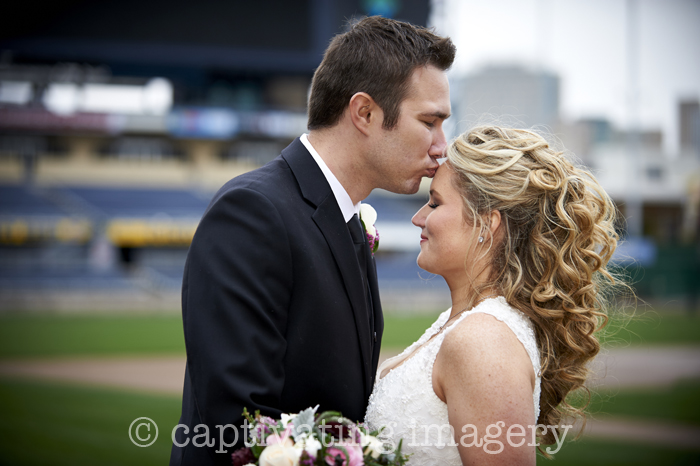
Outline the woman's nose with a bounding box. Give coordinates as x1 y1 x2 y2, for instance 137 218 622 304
412 205 427 228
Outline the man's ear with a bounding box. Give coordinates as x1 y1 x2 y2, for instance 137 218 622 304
348 92 380 136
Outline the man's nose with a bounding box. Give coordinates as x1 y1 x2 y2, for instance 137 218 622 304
430 131 447 157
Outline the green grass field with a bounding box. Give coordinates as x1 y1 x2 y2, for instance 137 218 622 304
0 378 180 466
598 310 700 347
587 378 700 426
543 436 700 465
1 309 698 359
1 310 699 465
0 314 186 358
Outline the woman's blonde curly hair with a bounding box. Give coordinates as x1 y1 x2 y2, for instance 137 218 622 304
446 125 620 450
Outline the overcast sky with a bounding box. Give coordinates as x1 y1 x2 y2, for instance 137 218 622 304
430 0 700 155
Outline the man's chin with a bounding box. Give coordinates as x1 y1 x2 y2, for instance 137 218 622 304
405 185 421 195
408 176 430 194
385 183 421 196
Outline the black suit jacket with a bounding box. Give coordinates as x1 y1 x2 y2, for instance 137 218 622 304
170 138 384 465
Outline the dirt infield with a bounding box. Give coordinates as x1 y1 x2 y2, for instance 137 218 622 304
0 355 185 396
2 347 700 450
2 346 699 395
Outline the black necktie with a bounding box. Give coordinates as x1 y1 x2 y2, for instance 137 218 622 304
348 214 367 280
348 214 375 341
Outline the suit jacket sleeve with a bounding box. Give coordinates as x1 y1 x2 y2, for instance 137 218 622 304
182 185 292 456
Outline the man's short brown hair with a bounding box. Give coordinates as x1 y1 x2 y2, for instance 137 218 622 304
307 16 455 130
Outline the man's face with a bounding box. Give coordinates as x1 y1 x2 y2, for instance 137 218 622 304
369 65 451 195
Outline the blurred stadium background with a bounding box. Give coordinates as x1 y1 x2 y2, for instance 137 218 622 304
0 0 699 465
0 0 457 313
0 0 698 313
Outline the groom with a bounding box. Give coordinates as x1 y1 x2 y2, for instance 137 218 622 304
170 16 454 465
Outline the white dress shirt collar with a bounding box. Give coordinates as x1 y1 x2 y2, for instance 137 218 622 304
301 133 360 222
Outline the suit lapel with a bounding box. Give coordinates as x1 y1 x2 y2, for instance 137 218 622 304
282 139 374 397
366 251 383 387
312 200 374 395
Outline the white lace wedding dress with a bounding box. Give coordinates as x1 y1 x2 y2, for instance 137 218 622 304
365 297 541 465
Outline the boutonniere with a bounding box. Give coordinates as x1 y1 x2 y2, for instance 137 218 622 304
359 203 379 255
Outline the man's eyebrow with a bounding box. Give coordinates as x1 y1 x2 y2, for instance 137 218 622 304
420 111 451 119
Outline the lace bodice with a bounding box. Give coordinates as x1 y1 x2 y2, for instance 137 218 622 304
364 297 541 465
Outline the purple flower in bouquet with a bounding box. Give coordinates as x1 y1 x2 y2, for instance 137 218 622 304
231 446 255 466
249 415 279 443
260 416 279 433
323 421 360 444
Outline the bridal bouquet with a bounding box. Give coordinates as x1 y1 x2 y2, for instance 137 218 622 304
231 406 408 466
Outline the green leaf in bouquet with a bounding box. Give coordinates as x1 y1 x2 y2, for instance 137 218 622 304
250 443 264 458
292 405 318 438
394 438 411 465
242 407 256 425
315 410 343 424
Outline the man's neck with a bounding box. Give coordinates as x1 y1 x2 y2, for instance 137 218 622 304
307 129 372 204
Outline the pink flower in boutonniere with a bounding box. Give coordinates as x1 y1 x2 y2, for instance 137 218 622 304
359 203 379 255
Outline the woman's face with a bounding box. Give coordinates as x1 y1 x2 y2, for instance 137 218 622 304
412 164 481 286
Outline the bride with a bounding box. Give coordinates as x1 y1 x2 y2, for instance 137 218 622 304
365 126 621 465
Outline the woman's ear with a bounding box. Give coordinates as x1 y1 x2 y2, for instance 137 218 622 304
348 92 378 136
488 210 502 237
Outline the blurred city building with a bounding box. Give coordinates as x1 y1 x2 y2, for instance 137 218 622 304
452 65 560 133
453 65 700 308
679 100 700 154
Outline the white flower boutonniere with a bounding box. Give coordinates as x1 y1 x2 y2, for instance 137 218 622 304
359 203 379 255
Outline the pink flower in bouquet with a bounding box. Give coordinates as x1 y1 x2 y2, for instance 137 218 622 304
325 441 364 466
265 424 294 446
265 434 293 448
